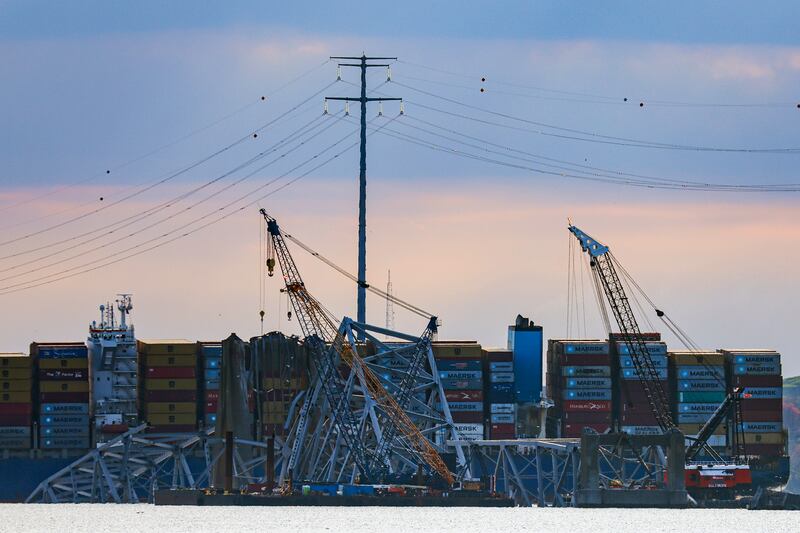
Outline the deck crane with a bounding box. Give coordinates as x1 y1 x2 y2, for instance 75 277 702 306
260 209 454 486
568 224 751 493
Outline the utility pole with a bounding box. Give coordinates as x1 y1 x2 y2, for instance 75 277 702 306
327 55 400 338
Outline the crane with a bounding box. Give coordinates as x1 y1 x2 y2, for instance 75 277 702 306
568 224 751 494
568 225 675 431
261 209 454 485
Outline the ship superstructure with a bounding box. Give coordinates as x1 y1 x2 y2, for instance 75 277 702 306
87 294 139 442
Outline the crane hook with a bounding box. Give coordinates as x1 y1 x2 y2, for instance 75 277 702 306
287 310 292 321
266 257 275 277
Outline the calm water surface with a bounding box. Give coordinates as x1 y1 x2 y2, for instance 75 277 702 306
2 504 796 532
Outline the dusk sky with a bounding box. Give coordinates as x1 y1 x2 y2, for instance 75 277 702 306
1 2 798 375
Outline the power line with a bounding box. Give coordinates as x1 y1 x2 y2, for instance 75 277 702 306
397 59 799 109
0 80 339 248
0 114 402 296
390 80 800 153
0 58 333 215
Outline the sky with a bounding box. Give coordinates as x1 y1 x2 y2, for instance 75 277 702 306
0 2 799 374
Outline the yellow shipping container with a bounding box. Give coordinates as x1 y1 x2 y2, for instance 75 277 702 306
145 378 196 391
669 352 724 366
144 354 196 367
145 402 197 414
679 423 727 436
0 380 32 392
39 358 88 369
0 353 32 368
262 412 285 424
432 342 482 359
39 381 89 393
147 413 197 426
743 433 783 445
0 368 32 379
262 401 288 413
138 340 196 356
0 391 34 402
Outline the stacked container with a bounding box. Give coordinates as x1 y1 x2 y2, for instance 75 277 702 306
254 334 307 440
32 343 91 450
0 353 34 451
615 337 669 435
433 342 484 441
199 343 222 429
547 340 612 438
138 340 198 433
669 351 727 452
721 349 784 456
482 348 515 439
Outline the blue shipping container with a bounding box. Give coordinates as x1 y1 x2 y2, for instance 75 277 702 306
204 357 221 369
40 414 89 426
742 387 782 399
490 372 514 383
508 323 543 403
677 366 724 380
447 401 483 412
39 437 90 449
563 389 612 401
561 342 609 355
40 403 89 414
619 355 667 368
562 366 610 377
204 369 221 380
733 363 781 376
201 345 222 356
441 379 483 390
616 343 667 356
489 361 513 372
41 425 90 437
621 368 667 380
742 422 782 433
733 354 780 365
677 380 724 392
204 380 220 391
488 382 515 403
565 377 611 389
677 403 719 414
439 370 482 381
36 345 88 359
676 413 714 424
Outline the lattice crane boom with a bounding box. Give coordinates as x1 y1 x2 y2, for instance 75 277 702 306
261 209 454 485
568 225 676 432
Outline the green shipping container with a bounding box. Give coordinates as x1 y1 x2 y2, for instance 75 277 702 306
677 391 726 403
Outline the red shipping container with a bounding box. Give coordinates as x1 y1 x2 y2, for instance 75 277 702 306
205 390 219 402
744 444 785 456
146 425 196 433
486 351 513 362
739 410 783 422
620 413 659 425
39 368 88 380
144 390 197 402
451 411 483 423
205 401 218 413
732 375 782 388
445 390 483 402
741 399 782 411
563 423 610 435
562 411 612 424
0 403 32 415
559 354 611 366
146 366 196 379
562 400 611 412
0 414 31 425
39 392 89 403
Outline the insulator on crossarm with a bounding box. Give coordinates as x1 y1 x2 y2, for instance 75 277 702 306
323 99 329 114
378 102 384 116
336 65 342 80
387 66 392 81
345 101 350 116
399 101 405 115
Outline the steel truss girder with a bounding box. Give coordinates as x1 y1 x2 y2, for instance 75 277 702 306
280 319 465 484
26 425 284 504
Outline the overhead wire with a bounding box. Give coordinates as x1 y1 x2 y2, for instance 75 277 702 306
0 113 403 296
397 59 799 109
0 80 340 248
0 113 342 282
390 80 800 153
0 58 333 215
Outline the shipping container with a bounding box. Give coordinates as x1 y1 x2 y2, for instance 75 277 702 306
619 355 667 368
741 387 781 399
452 411 483 423
678 423 726 436
38 358 88 369
452 423 484 435
39 437 89 449
489 372 514 383
0 368 32 379
40 414 89 426
490 403 515 414
676 413 714 424
439 370 482 381
677 403 720 414
432 342 482 359
145 354 196 367
558 354 611 366
489 361 514 372
144 390 197 402
677 391 726 403
0 437 31 449
740 399 782 412
144 378 196 391
743 444 785 456
561 365 611 377
741 422 782 433
145 402 197 414
668 352 724 366
564 377 612 389
40 403 88 414
41 425 90 437
147 413 197 426
621 425 661 435
731 375 782 388
0 380 31 392
743 433 783 445
562 400 612 412
38 392 90 403
621 367 668 380
563 389 612 401
146 425 197 433
0 403 33 415
733 363 781 376
146 366 196 379
204 356 221 369
484 348 513 362
490 413 514 424
0 353 32 368
39 381 89 393
555 341 609 355
444 390 483 402
676 379 725 392
33 345 88 359
441 378 482 390
685 435 726 447
563 423 610 435
675 367 724 380
446 401 483 412
137 340 196 356
616 342 667 356
562 411 612 424
0 414 32 425
436 360 482 372
38 368 88 380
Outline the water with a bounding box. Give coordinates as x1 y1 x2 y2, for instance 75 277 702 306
2 505 796 533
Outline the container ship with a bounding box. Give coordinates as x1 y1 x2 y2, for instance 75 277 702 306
0 298 790 502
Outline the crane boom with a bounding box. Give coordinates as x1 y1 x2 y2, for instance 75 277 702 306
261 209 454 485
568 225 676 432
